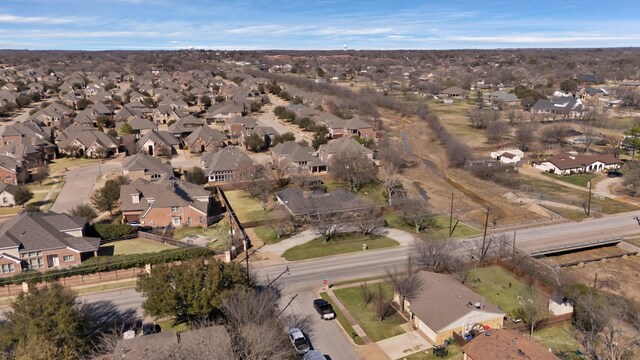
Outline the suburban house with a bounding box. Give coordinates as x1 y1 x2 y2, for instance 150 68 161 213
152 105 183 125
343 117 375 140
271 141 327 174
168 115 205 138
0 135 57 167
490 149 523 165
317 137 374 163
535 152 621 175
576 86 607 101
115 325 231 359
0 212 101 277
439 86 467 99
123 116 157 138
0 120 51 146
184 126 227 154
119 178 211 228
137 129 180 157
486 91 520 107
204 101 246 124
201 147 255 183
226 116 257 138
242 126 278 148
0 182 19 207
288 104 319 119
579 74 600 87
123 153 173 182
461 328 560 360
397 271 505 345
275 188 370 216
0 155 28 185
531 97 586 119
56 126 118 158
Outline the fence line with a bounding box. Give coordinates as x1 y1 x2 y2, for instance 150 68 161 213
138 231 200 248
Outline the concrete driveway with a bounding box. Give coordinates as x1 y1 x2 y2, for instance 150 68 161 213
376 331 432 359
50 160 122 213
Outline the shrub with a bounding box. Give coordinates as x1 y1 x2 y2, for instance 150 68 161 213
91 223 136 239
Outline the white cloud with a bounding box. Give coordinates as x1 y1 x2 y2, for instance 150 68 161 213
0 13 80 24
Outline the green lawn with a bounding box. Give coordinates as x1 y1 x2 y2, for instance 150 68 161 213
401 344 462 360
333 282 406 342
156 319 190 333
521 177 638 214
385 212 481 239
320 292 365 345
466 266 529 316
74 279 137 295
224 190 268 223
533 324 583 360
541 172 593 188
48 157 102 174
282 233 399 261
253 225 281 244
323 180 387 206
98 238 175 256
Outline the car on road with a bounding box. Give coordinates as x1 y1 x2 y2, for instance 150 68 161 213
303 350 326 360
313 299 336 320
288 327 310 355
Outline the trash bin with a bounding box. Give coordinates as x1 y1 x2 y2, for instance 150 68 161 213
362 243 368 250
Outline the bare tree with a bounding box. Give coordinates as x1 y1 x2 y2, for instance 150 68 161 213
450 257 472 284
581 124 597 153
360 282 373 305
469 109 499 129
379 138 406 205
352 206 384 237
240 165 273 210
541 123 571 147
485 121 510 144
385 256 423 312
371 284 393 321
512 286 549 336
328 149 377 191
399 197 435 233
516 122 537 151
308 211 345 242
412 238 456 273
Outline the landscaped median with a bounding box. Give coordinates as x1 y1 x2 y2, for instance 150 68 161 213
282 233 399 261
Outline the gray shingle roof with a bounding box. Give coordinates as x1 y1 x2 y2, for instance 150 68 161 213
184 126 227 149
275 188 369 216
123 153 173 177
120 178 209 215
201 147 254 174
137 130 180 149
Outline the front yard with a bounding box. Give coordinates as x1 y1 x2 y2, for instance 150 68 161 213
48 157 103 174
385 212 481 239
282 233 399 261
466 266 529 316
402 344 462 360
333 282 406 342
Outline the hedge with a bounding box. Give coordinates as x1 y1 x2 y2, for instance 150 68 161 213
0 247 215 286
91 223 137 239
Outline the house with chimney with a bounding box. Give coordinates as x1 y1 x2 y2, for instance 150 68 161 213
119 178 211 228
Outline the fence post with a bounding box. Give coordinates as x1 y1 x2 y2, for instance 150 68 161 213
21 282 29 293
145 264 152 274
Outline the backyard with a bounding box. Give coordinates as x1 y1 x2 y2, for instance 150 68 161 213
223 190 268 223
333 282 406 342
282 233 399 261
171 220 231 251
466 266 529 316
533 324 583 360
98 238 175 256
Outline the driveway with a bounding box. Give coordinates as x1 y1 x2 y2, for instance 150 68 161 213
50 160 122 213
170 149 201 170
376 331 432 359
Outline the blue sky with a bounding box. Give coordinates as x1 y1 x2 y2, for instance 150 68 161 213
1 0 639 50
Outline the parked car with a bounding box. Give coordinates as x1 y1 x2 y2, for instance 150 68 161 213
303 350 326 360
288 327 310 355
313 299 336 320
607 170 622 178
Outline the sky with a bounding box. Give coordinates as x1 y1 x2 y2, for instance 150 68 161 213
0 0 639 50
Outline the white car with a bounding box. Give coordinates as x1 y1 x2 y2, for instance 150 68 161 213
288 327 310 355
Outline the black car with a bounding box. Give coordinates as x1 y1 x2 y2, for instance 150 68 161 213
313 299 336 320
607 170 622 178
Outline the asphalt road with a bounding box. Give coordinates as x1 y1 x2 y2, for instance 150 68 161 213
50 161 122 213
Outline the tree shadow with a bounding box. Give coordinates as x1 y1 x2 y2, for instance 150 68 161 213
82 300 139 341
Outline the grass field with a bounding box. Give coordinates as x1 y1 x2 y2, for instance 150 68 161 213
402 344 462 360
282 233 399 261
540 205 590 222
98 238 175 256
541 172 594 188
324 180 387 206
48 157 102 174
520 177 638 214
171 221 231 250
224 190 268 223
320 292 365 345
156 319 190 333
74 279 137 295
385 212 481 239
333 282 406 342
466 266 529 316
534 324 583 359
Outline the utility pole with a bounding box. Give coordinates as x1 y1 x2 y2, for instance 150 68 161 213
267 266 290 288
512 229 517 262
479 205 491 263
277 294 298 318
586 177 593 216
449 193 454 236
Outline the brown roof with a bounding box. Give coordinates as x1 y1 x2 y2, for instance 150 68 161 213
406 272 504 332
548 153 620 170
461 329 561 360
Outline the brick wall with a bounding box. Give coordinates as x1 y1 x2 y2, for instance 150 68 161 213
0 167 17 185
142 206 207 228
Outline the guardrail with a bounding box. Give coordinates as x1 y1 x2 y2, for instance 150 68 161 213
528 236 623 256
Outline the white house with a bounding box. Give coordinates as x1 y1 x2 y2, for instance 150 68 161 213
0 183 17 207
535 152 621 175
490 149 523 164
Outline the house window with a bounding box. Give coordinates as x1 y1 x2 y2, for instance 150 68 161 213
172 217 181 226
1 264 15 273
29 258 43 269
171 206 179 212
2 197 7 204
63 255 74 262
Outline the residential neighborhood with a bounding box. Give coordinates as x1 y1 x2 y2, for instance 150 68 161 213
0 5 639 360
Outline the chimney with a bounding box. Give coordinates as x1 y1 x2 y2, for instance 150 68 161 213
131 192 140 204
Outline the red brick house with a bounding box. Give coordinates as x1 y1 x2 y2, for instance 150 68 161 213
0 212 100 278
120 178 211 228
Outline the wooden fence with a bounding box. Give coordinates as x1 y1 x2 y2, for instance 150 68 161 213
138 231 198 248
